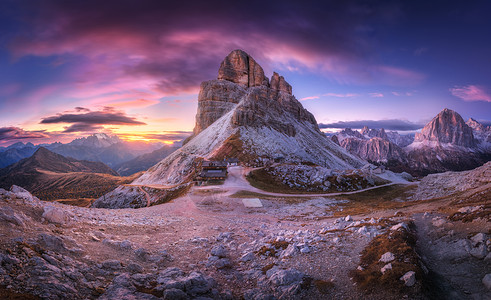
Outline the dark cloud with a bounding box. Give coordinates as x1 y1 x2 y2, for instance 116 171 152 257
0 127 49 140
319 119 424 131
62 124 103 133
74 107 90 112
6 0 427 92
40 109 146 126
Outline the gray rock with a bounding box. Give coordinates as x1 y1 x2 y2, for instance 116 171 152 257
38 233 68 253
400 271 416 287
163 288 190 300
126 263 144 273
0 206 25 227
240 252 255 262
483 274 491 290
10 185 41 206
42 206 73 225
280 244 298 258
381 263 392 274
102 259 122 271
470 233 487 247
103 239 133 250
214 258 232 269
210 244 227 258
379 252 395 263
99 273 159 300
470 243 488 259
134 248 151 261
268 268 305 286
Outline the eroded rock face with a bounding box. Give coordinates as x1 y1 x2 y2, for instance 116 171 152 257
413 108 475 147
341 137 407 163
361 126 388 140
193 80 246 135
217 49 268 88
193 49 314 138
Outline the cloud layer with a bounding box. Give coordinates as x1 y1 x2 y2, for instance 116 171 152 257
7 0 424 99
450 85 491 102
40 107 146 133
319 119 424 131
0 127 49 141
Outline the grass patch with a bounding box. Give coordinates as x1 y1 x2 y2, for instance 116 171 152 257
261 263 276 274
256 240 290 257
247 166 389 194
332 184 419 216
55 198 94 207
0 286 40 300
313 279 334 294
351 222 422 295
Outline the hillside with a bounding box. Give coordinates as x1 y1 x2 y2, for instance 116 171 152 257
0 147 135 202
115 145 179 176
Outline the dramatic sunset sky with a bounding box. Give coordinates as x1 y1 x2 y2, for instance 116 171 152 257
1 0 490 146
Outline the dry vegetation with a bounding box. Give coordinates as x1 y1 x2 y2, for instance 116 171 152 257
332 184 420 217
247 166 388 194
351 222 423 296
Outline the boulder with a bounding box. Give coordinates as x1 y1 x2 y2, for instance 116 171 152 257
483 274 491 290
210 244 227 258
42 206 73 225
379 252 395 263
400 271 416 287
381 263 392 274
0 206 25 227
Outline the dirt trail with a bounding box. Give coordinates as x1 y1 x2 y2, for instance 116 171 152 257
195 165 405 198
138 186 151 207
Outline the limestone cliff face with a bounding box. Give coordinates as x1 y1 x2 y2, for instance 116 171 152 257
217 49 269 88
413 108 475 147
361 126 388 140
341 137 406 163
193 49 316 137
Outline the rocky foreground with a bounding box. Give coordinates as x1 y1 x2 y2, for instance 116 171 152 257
0 162 490 299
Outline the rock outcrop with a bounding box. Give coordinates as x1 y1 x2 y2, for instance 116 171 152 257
341 137 406 164
467 118 491 151
361 126 388 140
412 108 475 148
404 109 489 175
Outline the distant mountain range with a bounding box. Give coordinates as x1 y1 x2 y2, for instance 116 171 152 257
333 108 491 175
0 133 176 174
0 147 137 202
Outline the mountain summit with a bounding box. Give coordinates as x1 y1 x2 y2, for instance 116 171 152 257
94 50 365 208
412 108 475 148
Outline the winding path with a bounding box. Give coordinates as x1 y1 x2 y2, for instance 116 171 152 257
194 165 409 198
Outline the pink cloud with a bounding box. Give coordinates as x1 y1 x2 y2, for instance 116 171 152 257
106 98 160 109
323 93 359 98
369 92 384 97
300 96 319 101
450 85 491 102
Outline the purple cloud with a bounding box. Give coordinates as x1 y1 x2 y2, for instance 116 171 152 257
6 0 424 97
40 107 146 132
0 127 49 141
450 85 491 102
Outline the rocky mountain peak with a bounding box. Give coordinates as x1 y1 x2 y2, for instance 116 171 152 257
413 108 475 148
194 50 301 136
361 126 388 140
466 118 486 131
217 49 269 88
